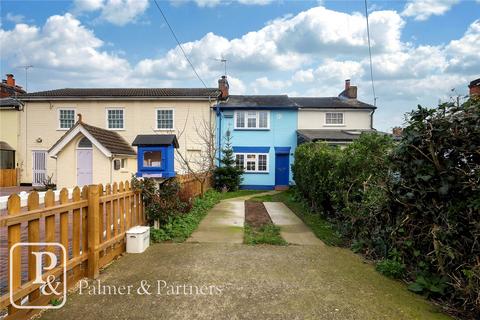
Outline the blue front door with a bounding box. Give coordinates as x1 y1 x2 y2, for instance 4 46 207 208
275 153 289 186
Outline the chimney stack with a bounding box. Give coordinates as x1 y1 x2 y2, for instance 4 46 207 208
218 75 229 100
339 79 357 99
468 78 480 97
6 74 15 87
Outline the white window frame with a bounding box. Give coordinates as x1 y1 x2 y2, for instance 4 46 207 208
57 108 76 130
106 108 125 130
234 153 269 173
325 112 345 126
155 108 175 130
234 110 270 130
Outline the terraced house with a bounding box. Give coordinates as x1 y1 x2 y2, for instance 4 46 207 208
11 75 377 190
17 87 220 188
216 78 377 190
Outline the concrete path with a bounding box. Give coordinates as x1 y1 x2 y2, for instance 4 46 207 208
39 243 450 320
264 202 325 246
186 192 277 244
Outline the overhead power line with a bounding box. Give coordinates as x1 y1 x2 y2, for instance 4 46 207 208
364 0 377 107
152 0 208 89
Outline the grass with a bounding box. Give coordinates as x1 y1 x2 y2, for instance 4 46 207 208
217 189 266 200
244 223 287 245
251 189 343 246
150 190 220 243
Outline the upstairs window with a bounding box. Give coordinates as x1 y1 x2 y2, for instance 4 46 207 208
156 109 174 130
325 112 344 125
107 108 124 129
235 153 268 173
59 109 75 129
235 111 269 129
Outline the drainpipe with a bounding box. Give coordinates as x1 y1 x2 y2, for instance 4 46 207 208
215 102 222 166
109 157 113 184
370 109 375 130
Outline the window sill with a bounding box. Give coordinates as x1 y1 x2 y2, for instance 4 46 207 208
107 128 126 131
154 128 175 131
57 128 71 131
234 128 270 131
323 124 346 127
243 171 270 174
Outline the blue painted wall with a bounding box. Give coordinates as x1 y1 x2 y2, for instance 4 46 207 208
217 108 297 189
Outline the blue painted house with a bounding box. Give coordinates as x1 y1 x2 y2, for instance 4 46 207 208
216 94 298 190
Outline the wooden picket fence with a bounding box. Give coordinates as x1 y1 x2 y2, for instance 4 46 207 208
0 180 144 319
0 169 17 187
177 173 212 201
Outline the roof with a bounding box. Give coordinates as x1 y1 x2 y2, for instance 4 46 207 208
20 88 220 100
297 129 376 143
0 83 26 96
0 141 15 151
291 97 376 110
49 121 136 157
219 95 298 109
469 78 480 87
132 134 179 148
0 97 23 109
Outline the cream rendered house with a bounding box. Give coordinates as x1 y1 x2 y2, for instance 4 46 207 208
18 88 220 188
293 80 377 145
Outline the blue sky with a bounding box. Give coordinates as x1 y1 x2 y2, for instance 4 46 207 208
1 0 479 131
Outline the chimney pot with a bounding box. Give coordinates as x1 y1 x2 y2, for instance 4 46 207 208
345 79 350 91
77 113 83 123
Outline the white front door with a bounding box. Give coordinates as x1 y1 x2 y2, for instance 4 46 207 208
77 149 93 186
32 151 47 186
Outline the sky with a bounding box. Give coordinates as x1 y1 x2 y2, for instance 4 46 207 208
1 0 479 131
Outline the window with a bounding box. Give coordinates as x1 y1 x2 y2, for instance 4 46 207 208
325 112 344 125
121 159 127 168
59 109 75 129
156 109 174 130
234 111 269 129
114 159 121 170
78 137 92 148
234 153 268 172
235 154 244 170
107 109 124 129
143 151 162 167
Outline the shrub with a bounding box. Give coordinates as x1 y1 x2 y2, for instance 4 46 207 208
376 259 405 279
213 130 243 191
132 176 189 226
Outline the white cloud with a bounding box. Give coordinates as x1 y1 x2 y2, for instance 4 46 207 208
170 0 273 7
402 0 459 21
0 14 132 86
73 0 149 26
252 77 291 93
445 19 480 72
5 13 26 24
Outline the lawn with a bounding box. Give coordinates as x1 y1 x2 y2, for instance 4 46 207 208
251 189 343 246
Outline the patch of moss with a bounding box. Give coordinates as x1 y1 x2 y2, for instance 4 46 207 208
244 223 287 246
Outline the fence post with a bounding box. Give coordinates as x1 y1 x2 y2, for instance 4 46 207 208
87 184 100 279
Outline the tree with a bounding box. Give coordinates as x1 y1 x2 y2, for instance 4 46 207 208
175 110 216 196
213 130 243 191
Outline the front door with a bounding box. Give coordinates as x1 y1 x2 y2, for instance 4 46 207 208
32 150 47 186
77 149 93 186
275 153 289 188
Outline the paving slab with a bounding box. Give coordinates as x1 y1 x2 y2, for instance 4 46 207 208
264 202 325 246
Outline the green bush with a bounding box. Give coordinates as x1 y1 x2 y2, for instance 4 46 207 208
376 259 405 279
132 176 189 225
